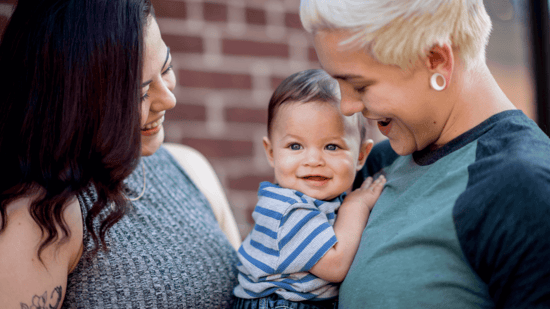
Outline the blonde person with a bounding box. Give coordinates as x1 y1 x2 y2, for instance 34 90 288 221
0 0 240 307
300 0 550 308
233 69 386 309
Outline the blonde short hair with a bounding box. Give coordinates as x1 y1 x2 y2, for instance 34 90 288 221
300 0 492 70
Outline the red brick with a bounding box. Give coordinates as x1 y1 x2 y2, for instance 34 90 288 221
178 70 252 89
151 0 186 19
223 39 289 58
163 34 203 53
166 103 206 121
245 7 266 26
271 77 285 90
285 13 302 29
203 2 227 22
228 175 274 191
226 107 267 124
308 47 318 62
179 138 254 158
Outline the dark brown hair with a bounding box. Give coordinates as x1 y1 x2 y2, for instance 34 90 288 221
0 0 153 260
267 69 366 141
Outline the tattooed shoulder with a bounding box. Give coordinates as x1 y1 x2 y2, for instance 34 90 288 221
20 286 62 309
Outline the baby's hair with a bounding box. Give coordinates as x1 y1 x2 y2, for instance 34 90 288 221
267 69 366 142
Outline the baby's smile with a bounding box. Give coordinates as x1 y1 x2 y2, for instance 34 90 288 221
301 175 330 181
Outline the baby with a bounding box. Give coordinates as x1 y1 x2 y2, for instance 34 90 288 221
232 69 386 309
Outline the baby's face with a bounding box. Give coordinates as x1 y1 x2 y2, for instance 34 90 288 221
264 101 366 200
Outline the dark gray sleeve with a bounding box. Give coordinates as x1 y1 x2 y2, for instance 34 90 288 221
453 157 550 308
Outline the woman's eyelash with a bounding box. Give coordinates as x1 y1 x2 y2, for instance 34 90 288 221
354 86 367 93
141 64 172 102
140 93 149 102
162 64 173 75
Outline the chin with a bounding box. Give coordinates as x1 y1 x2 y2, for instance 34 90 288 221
141 145 160 156
390 135 438 155
307 191 337 201
141 130 164 156
388 140 416 156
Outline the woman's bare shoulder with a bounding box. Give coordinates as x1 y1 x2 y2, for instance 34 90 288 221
0 195 83 308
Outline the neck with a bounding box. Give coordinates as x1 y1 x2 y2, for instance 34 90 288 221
432 61 516 149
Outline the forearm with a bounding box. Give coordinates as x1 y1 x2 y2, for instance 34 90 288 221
309 202 370 282
309 175 385 282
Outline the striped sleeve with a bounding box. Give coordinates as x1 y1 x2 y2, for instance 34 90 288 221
236 183 337 279
275 205 337 275
234 183 342 300
236 183 295 280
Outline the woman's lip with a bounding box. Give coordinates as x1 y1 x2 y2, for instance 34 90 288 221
142 115 165 129
141 124 162 136
141 115 165 136
377 119 393 136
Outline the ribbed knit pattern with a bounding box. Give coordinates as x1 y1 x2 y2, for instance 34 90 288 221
63 147 239 308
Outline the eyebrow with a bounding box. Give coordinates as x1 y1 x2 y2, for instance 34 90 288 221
141 46 171 88
332 74 364 82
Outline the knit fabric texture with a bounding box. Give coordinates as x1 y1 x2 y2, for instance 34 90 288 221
63 147 239 308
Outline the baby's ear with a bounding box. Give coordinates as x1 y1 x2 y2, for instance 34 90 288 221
263 136 275 168
357 139 373 171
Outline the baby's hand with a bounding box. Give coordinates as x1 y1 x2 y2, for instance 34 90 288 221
310 175 386 282
343 176 386 212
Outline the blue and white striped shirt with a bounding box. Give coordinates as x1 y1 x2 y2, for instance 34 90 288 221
233 182 344 301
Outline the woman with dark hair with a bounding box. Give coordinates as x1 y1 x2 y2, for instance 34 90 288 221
0 0 240 308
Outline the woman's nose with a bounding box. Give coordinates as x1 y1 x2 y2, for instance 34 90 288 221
338 82 366 116
151 74 176 112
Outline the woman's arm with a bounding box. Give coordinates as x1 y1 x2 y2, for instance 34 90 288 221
0 197 83 309
163 143 241 249
309 176 385 282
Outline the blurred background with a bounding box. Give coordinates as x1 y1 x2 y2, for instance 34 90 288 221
0 0 546 238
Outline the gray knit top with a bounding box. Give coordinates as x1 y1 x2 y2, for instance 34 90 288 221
63 147 239 308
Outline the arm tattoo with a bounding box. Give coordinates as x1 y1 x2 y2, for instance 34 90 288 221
20 286 62 309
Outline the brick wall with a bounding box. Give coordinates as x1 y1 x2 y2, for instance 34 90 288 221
150 0 324 237
0 0 536 238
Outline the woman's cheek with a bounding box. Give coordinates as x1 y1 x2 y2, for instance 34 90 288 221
140 104 150 126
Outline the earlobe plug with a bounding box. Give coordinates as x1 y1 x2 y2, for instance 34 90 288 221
430 73 446 91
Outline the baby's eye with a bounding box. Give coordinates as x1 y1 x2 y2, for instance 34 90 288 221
325 144 339 151
289 143 302 150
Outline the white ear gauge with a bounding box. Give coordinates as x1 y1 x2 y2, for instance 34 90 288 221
430 73 446 91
